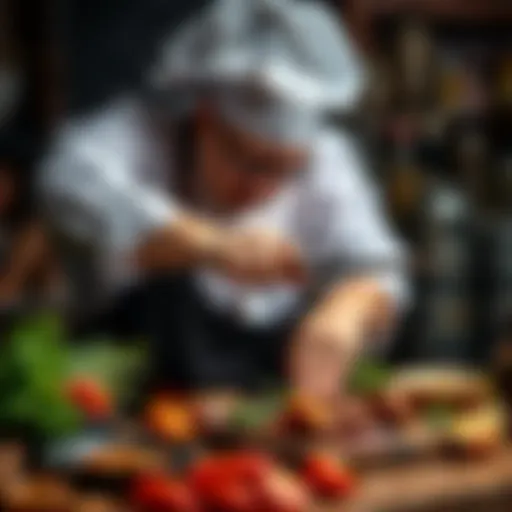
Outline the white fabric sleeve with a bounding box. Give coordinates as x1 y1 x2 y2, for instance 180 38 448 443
38 145 177 256
324 141 411 313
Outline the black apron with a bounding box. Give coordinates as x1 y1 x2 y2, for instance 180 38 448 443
86 272 299 395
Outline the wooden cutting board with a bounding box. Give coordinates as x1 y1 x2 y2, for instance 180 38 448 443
337 448 512 512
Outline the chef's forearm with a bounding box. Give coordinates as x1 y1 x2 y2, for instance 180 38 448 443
134 213 223 272
311 276 397 346
291 276 398 398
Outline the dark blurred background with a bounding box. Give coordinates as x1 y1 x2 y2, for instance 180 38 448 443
0 0 510 364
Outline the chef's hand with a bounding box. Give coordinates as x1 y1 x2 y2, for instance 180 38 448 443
290 310 363 404
136 216 306 284
208 228 307 285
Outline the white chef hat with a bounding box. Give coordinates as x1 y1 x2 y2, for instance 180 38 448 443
148 0 366 146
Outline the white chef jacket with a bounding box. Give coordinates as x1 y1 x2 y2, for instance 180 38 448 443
38 98 409 327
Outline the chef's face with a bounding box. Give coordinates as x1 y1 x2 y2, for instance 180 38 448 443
195 104 307 211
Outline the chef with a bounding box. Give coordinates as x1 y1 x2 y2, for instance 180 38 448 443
38 0 409 400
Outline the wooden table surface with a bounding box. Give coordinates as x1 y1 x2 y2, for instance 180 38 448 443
2 444 512 512
77 447 512 512
339 448 512 512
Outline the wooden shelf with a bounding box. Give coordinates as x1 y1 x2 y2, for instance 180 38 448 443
361 0 512 23
340 448 512 512
340 0 512 52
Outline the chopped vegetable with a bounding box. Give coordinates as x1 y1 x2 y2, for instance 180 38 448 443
229 392 285 433
348 358 393 396
423 404 456 430
0 312 81 440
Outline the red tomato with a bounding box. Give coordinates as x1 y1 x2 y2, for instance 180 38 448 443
189 452 272 512
224 451 273 483
188 456 220 495
257 468 310 512
67 378 112 420
209 478 256 512
130 474 198 512
302 454 357 499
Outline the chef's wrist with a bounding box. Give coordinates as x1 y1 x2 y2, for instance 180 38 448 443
307 306 365 351
326 279 393 327
134 214 224 271
306 280 386 353
177 215 226 266
196 228 226 267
